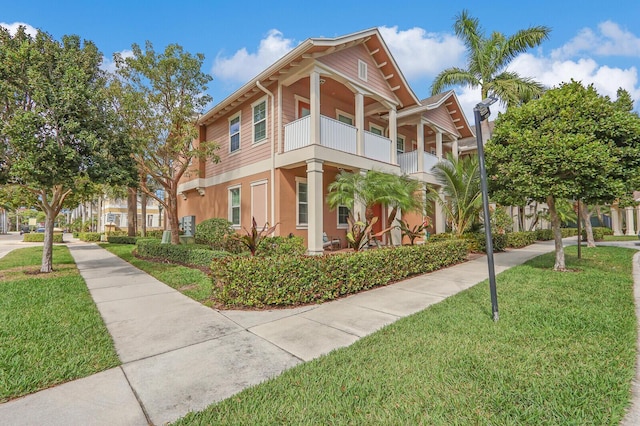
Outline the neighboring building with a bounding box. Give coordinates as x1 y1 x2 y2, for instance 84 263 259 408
610 192 640 236
69 197 163 233
177 28 474 253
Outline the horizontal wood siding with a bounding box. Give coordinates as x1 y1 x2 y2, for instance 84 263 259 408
423 108 458 137
203 91 273 178
317 45 395 100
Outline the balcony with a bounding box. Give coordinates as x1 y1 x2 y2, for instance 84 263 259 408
284 115 391 163
398 151 440 174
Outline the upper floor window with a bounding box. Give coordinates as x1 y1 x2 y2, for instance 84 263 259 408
337 110 354 126
369 124 384 136
397 135 405 154
229 113 241 153
252 98 267 143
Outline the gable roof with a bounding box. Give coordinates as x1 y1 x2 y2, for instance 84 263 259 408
199 28 421 125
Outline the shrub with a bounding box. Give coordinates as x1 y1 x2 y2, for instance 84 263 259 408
506 231 537 248
428 233 456 242
136 239 231 268
560 228 578 238
461 232 507 253
107 236 138 244
23 233 63 243
256 236 306 257
211 240 468 308
535 229 553 241
582 227 608 242
195 218 236 251
78 232 102 242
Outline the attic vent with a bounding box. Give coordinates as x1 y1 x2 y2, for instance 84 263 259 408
358 60 368 81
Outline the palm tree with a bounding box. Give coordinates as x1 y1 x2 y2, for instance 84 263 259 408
431 153 482 237
431 9 550 106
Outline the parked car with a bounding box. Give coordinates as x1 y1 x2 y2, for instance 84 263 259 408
20 226 30 235
36 227 45 233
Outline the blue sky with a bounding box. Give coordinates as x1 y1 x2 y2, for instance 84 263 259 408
2 0 640 118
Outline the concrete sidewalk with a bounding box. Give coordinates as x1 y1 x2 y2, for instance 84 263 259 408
0 238 629 425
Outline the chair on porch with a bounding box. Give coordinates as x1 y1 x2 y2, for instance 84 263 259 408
323 232 341 251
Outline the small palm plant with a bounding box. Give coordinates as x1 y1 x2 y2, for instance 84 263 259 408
346 213 378 252
233 217 278 256
396 217 431 245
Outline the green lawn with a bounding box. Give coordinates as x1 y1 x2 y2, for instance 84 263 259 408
0 246 119 402
604 235 640 241
100 243 213 305
174 246 638 425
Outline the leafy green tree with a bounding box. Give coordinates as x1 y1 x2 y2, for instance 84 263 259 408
486 81 640 270
430 153 482 237
0 27 136 272
431 9 550 106
114 42 220 244
327 170 424 245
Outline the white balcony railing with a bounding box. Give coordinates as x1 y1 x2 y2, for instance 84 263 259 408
283 115 391 163
398 151 440 174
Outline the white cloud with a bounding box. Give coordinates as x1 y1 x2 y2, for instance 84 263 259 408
100 49 134 74
509 53 640 102
379 26 465 80
212 29 295 82
0 21 38 37
552 21 640 59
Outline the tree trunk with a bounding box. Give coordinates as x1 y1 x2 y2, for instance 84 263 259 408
547 195 566 271
140 191 147 238
167 187 181 244
581 203 595 247
41 209 55 273
519 205 525 231
127 187 137 237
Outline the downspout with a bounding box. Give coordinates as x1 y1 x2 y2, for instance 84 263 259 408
256 80 276 231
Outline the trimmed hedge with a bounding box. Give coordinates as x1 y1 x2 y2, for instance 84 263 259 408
581 227 610 242
211 239 468 308
136 239 230 268
506 231 537 248
462 232 507 253
195 218 236 251
561 228 579 238
535 229 553 241
257 236 306 257
107 236 138 244
23 233 63 243
78 232 102 242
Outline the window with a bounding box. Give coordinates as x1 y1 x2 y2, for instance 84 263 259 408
296 178 308 226
252 98 267 143
338 205 350 228
229 186 241 227
358 59 368 81
369 124 384 136
397 135 405 154
229 114 240 153
337 110 354 125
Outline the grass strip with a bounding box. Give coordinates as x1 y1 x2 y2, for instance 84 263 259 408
174 246 637 425
100 243 212 305
0 246 119 402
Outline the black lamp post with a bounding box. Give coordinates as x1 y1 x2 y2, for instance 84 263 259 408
474 96 499 322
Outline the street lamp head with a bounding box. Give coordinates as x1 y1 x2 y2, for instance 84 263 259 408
479 96 499 108
475 96 498 122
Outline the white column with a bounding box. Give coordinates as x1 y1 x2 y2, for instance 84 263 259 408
436 131 443 160
611 206 623 236
435 189 446 234
416 121 425 173
452 138 459 160
306 159 324 255
355 92 364 156
625 206 636 235
636 206 640 234
390 208 402 246
389 106 397 165
310 71 321 146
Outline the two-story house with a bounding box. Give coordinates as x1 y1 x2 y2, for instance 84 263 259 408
177 28 474 253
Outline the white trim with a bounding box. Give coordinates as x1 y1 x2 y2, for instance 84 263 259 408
369 123 384 136
294 94 311 119
228 185 241 228
396 134 405 153
228 112 241 153
336 109 355 125
358 59 368 81
251 96 268 144
295 177 308 228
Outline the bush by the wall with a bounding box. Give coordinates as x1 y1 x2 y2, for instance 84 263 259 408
23 233 63 243
601 227 614 236
534 229 553 241
136 239 230 268
257 236 306 257
195 218 236 251
560 228 579 238
506 231 537 248
211 239 468 308
581 227 608 242
461 232 507 253
78 232 102 242
107 236 138 244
